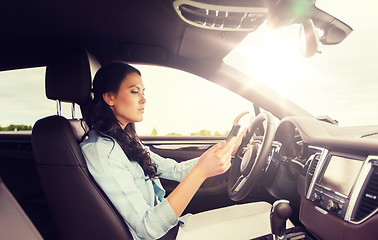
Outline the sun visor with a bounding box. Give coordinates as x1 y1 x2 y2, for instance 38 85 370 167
119 43 167 63
179 27 226 59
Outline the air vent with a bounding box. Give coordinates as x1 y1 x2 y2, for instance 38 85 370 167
173 0 268 31
306 153 320 193
353 166 378 222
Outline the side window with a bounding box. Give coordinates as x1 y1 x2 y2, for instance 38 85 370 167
0 65 254 135
133 65 254 136
0 67 80 132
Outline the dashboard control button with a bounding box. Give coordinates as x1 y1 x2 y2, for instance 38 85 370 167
313 192 322 202
326 200 339 212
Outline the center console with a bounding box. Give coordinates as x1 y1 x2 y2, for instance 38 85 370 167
307 153 364 219
251 226 316 240
300 147 378 240
251 200 317 240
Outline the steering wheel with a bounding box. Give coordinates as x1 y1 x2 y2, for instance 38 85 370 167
228 112 275 201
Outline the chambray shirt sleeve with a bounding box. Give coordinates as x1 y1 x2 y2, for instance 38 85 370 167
145 146 199 182
81 139 178 240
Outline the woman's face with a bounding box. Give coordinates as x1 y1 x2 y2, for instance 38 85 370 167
103 72 146 128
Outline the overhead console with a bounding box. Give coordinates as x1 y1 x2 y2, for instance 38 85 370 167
172 0 352 58
301 147 378 239
173 0 268 32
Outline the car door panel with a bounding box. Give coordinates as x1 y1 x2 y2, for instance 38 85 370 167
140 136 238 213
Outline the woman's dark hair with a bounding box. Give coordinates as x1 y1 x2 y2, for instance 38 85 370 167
85 62 158 178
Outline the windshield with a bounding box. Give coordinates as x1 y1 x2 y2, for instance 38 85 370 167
224 0 378 127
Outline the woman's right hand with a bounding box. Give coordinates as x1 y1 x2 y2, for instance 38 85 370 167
167 138 236 217
194 138 236 179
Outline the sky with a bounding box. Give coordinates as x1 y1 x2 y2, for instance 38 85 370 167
132 65 254 136
1 0 378 135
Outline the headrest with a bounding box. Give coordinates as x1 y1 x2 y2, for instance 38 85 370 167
45 49 100 105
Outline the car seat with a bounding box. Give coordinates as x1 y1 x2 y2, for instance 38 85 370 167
0 177 43 240
31 49 133 240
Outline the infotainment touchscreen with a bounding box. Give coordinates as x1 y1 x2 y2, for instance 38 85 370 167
319 155 363 196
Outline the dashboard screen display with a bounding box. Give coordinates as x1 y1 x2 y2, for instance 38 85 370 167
319 156 363 196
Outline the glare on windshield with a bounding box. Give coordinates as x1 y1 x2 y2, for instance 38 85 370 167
224 0 378 127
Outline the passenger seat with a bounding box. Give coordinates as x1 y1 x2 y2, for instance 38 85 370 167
0 177 43 240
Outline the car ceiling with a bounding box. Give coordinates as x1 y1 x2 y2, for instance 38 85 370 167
0 0 252 75
1 0 315 119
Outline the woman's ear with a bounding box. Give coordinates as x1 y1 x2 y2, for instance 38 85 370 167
102 92 115 107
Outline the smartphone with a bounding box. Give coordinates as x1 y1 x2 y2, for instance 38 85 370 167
225 124 240 142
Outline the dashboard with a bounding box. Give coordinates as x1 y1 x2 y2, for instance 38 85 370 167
265 116 378 240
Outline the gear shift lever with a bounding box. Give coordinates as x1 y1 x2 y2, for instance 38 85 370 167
270 200 292 240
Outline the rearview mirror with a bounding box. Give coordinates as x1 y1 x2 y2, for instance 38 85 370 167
322 27 347 44
312 8 353 45
299 18 320 58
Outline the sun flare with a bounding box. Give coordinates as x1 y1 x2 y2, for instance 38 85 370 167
225 24 308 91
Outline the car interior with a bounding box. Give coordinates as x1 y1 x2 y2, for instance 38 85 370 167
1 0 377 240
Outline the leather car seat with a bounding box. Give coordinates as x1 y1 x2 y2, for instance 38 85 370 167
31 49 133 240
0 177 43 240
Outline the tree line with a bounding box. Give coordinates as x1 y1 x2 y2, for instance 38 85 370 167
0 124 32 131
150 127 229 136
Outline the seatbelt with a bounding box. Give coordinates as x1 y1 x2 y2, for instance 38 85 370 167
157 224 179 240
151 179 179 239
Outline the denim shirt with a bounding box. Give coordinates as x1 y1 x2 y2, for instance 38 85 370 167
80 130 198 240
